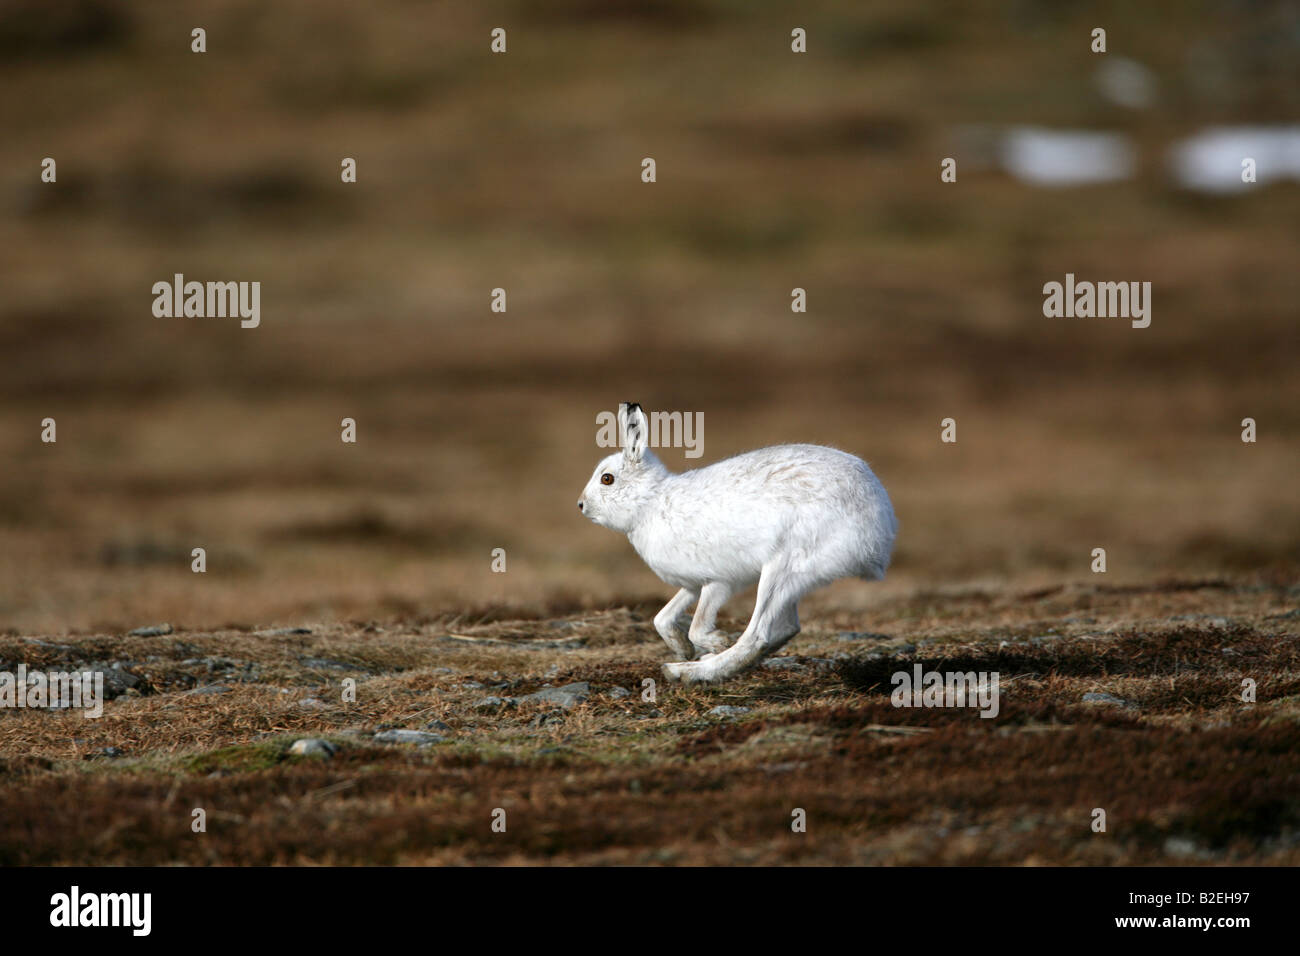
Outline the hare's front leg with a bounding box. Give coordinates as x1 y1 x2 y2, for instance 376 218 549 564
688 581 734 656
653 587 699 660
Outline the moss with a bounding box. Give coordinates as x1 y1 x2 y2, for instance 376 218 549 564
181 740 289 774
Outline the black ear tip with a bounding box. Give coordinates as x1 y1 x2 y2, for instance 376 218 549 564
624 401 641 413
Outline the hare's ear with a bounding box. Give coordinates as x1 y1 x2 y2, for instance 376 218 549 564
620 402 648 462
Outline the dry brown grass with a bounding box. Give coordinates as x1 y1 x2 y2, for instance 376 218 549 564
1 580 1296 865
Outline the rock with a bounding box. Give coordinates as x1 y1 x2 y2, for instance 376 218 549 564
24 637 75 652
518 682 590 710
532 712 564 728
423 720 453 732
185 684 230 696
762 657 836 672
128 623 173 637
461 681 487 690
762 761 804 774
298 698 327 710
289 738 337 758
373 729 445 746
473 696 516 711
1163 836 1204 859
638 708 663 719
709 705 751 717
607 686 632 699
1082 692 1139 710
837 631 892 642
83 746 125 760
86 662 143 699
300 657 365 672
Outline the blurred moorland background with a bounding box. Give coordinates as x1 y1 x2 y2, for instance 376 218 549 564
1 0 1297 636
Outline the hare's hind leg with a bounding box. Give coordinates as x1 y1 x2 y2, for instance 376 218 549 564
688 581 734 656
653 587 699 660
665 563 802 683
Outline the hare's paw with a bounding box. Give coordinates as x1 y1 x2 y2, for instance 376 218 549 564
662 660 703 683
689 629 732 655
665 660 717 686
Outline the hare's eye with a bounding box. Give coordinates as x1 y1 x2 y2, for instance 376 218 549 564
601 473 614 486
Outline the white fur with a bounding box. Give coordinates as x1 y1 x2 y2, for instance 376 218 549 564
578 403 897 683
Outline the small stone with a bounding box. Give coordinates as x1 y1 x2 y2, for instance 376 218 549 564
185 684 230 696
709 705 751 717
90 662 142 699
128 623 173 637
1082 692 1139 710
300 657 364 672
762 656 836 672
473 696 515 711
1163 836 1202 858
298 698 327 710
289 738 337 758
607 686 632 699
532 712 564 728
518 681 590 710
373 729 445 746
837 631 892 642
423 719 453 732
83 746 125 760
762 761 803 774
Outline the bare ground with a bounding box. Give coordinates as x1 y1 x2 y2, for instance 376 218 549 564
1 578 1296 865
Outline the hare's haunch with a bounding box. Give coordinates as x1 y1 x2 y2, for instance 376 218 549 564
578 402 897 683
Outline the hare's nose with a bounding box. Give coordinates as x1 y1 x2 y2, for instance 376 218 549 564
577 500 585 512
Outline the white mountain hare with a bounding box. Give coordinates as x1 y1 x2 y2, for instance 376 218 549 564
578 402 897 683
